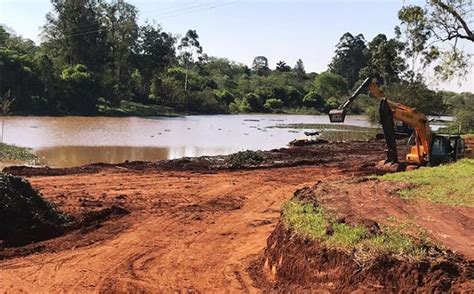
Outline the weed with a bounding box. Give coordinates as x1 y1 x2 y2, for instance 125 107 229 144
0 143 38 162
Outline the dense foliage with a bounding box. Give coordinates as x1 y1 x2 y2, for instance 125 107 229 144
0 0 472 130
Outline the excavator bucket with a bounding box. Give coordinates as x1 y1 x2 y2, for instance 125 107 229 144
374 160 406 175
328 109 346 123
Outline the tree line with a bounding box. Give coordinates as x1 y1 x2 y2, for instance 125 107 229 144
0 0 472 130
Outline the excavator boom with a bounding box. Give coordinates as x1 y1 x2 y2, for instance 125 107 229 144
328 76 433 167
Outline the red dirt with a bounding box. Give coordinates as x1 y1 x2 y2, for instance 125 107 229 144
257 182 474 292
1 140 473 292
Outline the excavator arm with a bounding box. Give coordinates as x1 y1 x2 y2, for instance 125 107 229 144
329 76 433 165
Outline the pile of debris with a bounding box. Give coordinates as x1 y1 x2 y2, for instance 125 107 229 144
0 173 73 247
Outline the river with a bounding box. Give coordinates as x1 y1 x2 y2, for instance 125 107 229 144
2 115 370 167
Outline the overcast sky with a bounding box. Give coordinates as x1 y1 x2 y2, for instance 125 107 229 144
1 0 473 92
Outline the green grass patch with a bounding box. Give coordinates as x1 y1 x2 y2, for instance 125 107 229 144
283 200 426 260
380 159 474 206
270 123 379 141
98 100 182 117
0 143 38 162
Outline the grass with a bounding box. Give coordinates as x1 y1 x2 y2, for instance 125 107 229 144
270 123 380 141
380 159 474 207
283 201 427 260
98 100 182 117
0 143 38 162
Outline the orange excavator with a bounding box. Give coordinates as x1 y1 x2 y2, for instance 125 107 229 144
328 76 471 172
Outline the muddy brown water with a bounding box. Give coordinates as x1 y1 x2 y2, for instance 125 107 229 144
2 115 370 167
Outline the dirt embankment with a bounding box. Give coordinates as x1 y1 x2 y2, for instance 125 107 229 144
255 181 474 292
1 139 472 292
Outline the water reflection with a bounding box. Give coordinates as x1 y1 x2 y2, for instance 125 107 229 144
35 145 236 167
3 114 371 167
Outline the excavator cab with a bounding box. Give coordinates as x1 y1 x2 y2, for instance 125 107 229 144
429 135 465 166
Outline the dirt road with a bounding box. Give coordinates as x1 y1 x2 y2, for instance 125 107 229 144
1 164 348 293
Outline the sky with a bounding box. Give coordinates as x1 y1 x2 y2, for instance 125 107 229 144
1 0 473 92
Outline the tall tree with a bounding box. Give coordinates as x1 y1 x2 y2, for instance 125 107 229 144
135 23 175 101
276 61 291 72
328 33 369 89
396 1 473 81
103 0 139 103
178 29 203 91
294 58 306 78
252 56 270 76
360 34 407 84
396 5 438 82
43 0 106 71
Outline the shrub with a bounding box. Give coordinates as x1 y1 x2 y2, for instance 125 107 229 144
264 98 284 111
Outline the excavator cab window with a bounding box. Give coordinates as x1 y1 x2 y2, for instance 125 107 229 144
430 136 453 165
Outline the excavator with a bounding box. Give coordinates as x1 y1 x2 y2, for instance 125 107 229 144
328 76 470 173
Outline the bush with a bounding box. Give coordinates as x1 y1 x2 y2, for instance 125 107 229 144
214 89 235 105
228 150 264 168
365 105 380 124
264 98 284 111
243 93 264 112
324 97 340 113
59 64 98 114
313 72 348 99
302 90 324 109
456 109 474 133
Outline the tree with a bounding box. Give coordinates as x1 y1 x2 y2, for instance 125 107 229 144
243 93 264 112
264 98 284 111
396 5 438 82
312 72 348 100
385 81 445 114
59 64 99 114
103 0 139 103
178 29 203 91
252 56 269 76
396 1 473 81
35 54 58 109
0 90 15 143
276 61 291 72
360 34 406 84
42 0 107 71
294 58 306 78
136 23 175 101
328 33 369 88
302 90 324 110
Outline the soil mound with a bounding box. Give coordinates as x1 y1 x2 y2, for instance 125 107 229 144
262 223 473 292
258 186 474 292
0 173 72 247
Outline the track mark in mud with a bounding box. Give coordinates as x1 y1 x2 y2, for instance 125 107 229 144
174 195 248 221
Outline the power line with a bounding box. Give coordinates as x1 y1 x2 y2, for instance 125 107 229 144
64 1 231 38
66 1 209 33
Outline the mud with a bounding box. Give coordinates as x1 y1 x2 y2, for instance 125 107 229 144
0 139 472 292
3 139 393 176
